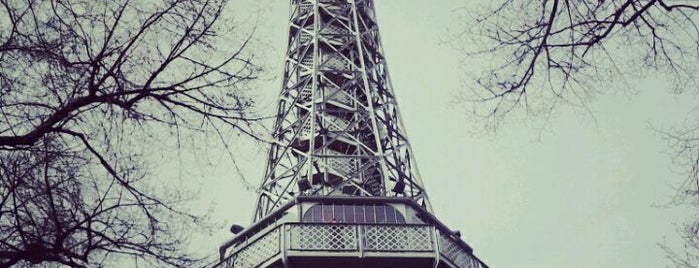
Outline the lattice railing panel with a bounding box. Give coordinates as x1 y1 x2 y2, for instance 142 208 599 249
223 228 280 268
439 233 482 268
289 224 359 251
363 225 433 252
216 222 487 268
325 150 356 175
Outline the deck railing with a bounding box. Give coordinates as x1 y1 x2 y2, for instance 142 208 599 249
217 223 486 268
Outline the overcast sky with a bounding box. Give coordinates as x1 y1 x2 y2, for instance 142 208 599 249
169 1 697 267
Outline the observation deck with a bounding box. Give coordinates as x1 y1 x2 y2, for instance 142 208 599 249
213 196 487 268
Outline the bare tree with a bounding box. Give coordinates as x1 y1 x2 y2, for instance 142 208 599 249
0 0 260 266
661 121 699 267
457 0 699 120
456 0 699 266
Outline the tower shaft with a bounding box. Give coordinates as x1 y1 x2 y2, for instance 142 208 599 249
214 2 488 268
255 0 429 220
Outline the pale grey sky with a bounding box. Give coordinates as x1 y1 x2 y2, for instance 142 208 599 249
171 1 697 267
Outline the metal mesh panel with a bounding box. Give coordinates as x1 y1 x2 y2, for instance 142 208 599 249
328 157 354 175
363 225 433 252
224 228 280 268
439 233 480 268
321 24 349 35
301 51 314 66
299 81 313 101
299 31 312 44
300 1 313 14
325 150 355 175
299 117 316 139
289 224 359 251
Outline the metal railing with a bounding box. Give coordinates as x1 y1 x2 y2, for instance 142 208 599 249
289 223 359 251
287 223 434 252
216 223 486 268
220 226 281 268
438 231 485 268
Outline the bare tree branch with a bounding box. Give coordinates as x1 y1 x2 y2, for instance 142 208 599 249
459 1 699 266
0 0 262 266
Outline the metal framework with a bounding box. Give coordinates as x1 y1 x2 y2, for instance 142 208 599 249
218 2 489 267
254 0 431 220
216 197 488 268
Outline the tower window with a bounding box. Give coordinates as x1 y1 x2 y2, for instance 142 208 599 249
302 203 405 224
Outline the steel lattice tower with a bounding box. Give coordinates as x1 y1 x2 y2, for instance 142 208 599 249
215 1 488 267
254 0 430 221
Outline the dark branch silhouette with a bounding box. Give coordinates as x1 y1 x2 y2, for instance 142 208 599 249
0 0 261 266
458 0 698 120
458 0 699 266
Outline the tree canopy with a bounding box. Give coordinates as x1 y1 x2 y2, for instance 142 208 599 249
0 0 260 266
457 0 698 266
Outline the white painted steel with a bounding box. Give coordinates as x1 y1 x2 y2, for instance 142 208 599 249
254 0 431 221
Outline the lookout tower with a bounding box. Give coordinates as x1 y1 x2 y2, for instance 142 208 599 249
215 1 488 267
